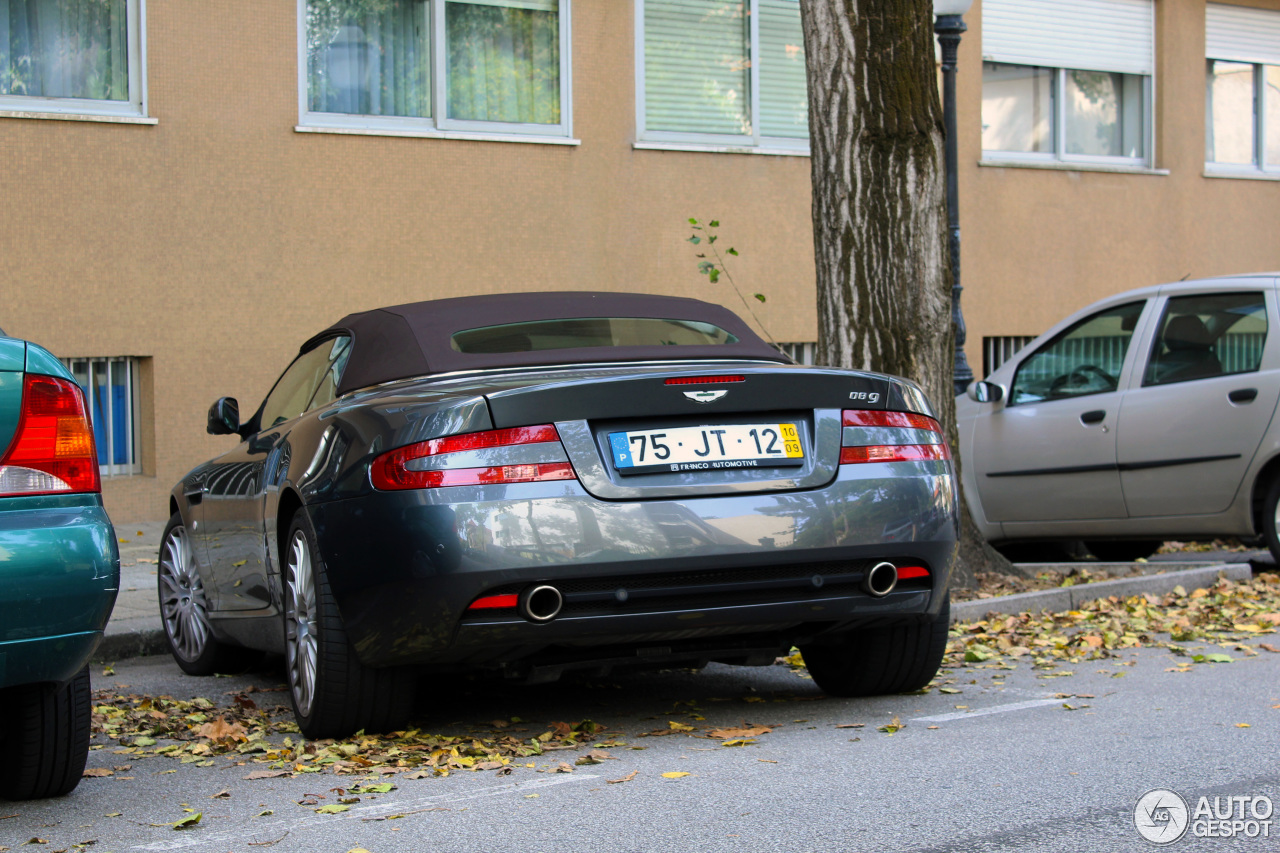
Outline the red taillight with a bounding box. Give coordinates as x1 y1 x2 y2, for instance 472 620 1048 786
0 374 100 496
840 444 951 464
842 410 943 432
840 409 951 465
371 425 575 491
897 566 930 580
663 375 745 386
467 593 519 611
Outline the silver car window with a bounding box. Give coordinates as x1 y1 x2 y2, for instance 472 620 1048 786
1143 292 1267 386
1009 301 1145 406
259 335 352 429
307 337 354 411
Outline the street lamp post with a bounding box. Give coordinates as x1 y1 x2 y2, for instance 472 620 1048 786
933 0 974 396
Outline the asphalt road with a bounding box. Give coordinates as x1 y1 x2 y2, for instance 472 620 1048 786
3 639 1278 853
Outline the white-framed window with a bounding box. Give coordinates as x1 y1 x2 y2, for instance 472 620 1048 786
62 356 142 477
0 0 147 118
982 335 1035 377
1205 4 1280 177
636 0 808 153
980 0 1153 168
298 0 572 141
775 341 816 365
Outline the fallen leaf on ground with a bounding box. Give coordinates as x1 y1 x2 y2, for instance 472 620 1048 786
706 725 771 739
82 768 113 777
576 750 614 766
877 717 904 735
315 804 349 814
834 723 864 729
607 770 639 784
197 717 247 743
245 770 292 780
720 739 756 747
172 813 201 830
661 772 690 779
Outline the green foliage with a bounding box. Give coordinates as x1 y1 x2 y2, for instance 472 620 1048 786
687 217 773 340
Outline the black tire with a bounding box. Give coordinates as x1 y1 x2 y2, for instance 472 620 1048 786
1263 478 1280 565
157 512 261 676
1084 540 1163 562
283 512 414 739
0 665 91 800
800 592 951 697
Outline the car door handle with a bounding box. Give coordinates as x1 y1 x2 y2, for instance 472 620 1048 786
1228 388 1258 404
1080 410 1106 425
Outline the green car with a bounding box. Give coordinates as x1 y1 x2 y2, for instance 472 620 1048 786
0 332 118 800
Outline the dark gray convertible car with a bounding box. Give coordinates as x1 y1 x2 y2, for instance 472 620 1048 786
162 292 957 737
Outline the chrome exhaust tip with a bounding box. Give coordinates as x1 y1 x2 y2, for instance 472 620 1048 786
863 562 898 598
519 584 564 623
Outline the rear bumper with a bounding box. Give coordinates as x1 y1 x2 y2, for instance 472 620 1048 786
309 461 957 669
0 497 119 689
0 631 103 687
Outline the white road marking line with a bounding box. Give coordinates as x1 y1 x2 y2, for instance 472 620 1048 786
130 773 598 851
915 698 1065 723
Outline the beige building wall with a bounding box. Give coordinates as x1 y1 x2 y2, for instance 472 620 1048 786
3 0 1278 523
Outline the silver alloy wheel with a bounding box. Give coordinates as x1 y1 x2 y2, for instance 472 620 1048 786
1274 498 1280 545
158 524 212 662
285 530 319 718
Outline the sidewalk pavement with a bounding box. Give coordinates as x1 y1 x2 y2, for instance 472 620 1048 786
93 525 1275 663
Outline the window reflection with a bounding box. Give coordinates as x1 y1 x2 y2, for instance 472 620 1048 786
1207 60 1255 165
1065 70 1144 158
981 63 1052 153
1267 66 1280 167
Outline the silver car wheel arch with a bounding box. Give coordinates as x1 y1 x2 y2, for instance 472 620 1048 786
285 530 319 718
159 524 213 663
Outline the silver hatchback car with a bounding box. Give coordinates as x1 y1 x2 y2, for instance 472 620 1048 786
957 274 1280 562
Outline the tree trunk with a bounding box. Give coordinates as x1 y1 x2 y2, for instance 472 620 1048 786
799 0 1013 589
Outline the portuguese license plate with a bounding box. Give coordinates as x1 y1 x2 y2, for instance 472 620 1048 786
608 423 804 476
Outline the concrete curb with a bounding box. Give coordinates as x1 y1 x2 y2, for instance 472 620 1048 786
950 563 1253 624
96 627 168 663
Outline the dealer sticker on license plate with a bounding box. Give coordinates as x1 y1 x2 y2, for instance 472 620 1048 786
608 423 804 476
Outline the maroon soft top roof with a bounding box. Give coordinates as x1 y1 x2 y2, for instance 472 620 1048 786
305 291 786 396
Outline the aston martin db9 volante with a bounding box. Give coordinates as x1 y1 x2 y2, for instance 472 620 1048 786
162 293 957 737
958 274 1280 563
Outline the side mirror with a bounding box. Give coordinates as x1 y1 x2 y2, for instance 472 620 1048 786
207 397 241 435
968 381 1005 404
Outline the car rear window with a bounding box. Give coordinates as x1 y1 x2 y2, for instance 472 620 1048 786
450 318 740 354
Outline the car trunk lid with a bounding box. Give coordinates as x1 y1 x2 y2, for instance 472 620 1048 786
480 363 893 500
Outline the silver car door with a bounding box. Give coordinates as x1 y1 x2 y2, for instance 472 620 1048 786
971 300 1148 523
1116 288 1279 517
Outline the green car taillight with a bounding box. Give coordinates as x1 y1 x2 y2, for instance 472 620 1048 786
0 374 101 496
